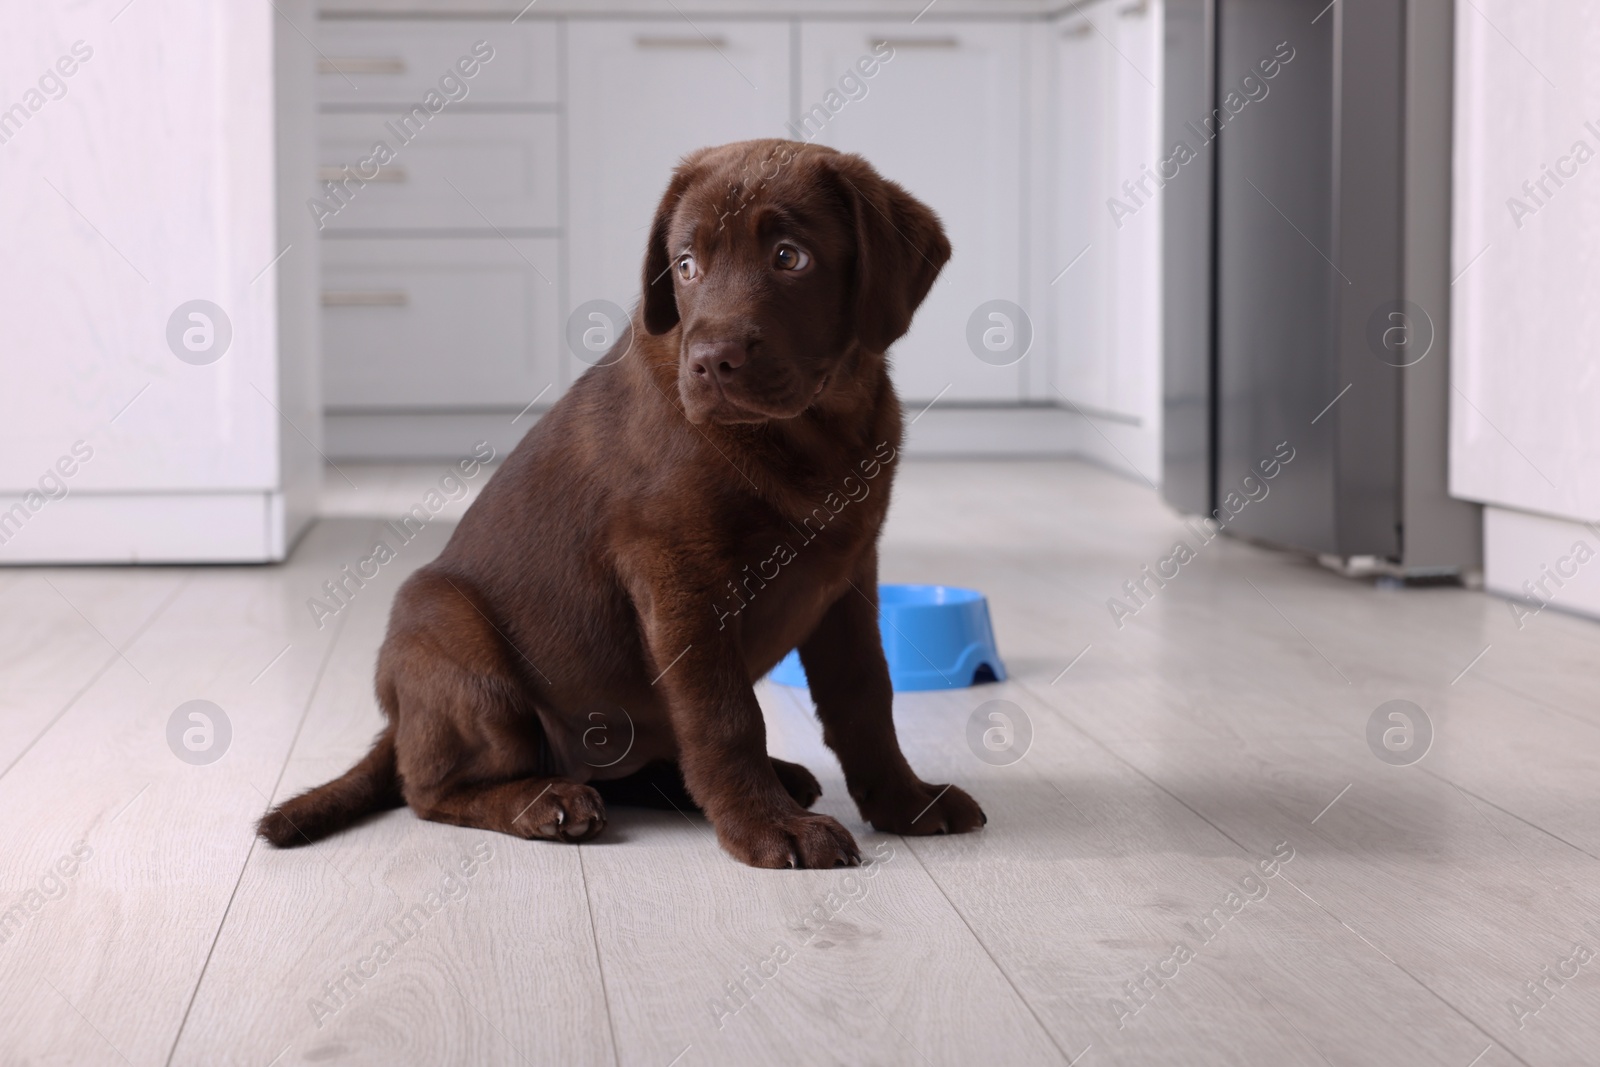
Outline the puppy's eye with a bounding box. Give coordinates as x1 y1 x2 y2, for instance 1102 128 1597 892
676 254 699 281
773 244 810 271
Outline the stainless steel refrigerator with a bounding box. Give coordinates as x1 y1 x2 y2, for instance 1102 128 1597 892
1161 0 1479 576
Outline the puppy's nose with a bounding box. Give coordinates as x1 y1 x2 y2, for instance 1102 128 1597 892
688 340 749 383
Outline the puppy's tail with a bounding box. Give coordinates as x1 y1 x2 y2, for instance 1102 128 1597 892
256 729 403 847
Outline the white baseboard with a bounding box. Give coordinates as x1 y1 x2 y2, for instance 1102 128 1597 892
1483 505 1600 623
327 411 536 462
329 405 1161 476
905 405 1159 483
0 491 307 564
905 405 1082 456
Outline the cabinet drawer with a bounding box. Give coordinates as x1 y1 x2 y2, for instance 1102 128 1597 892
316 113 558 231
316 21 557 106
322 239 560 410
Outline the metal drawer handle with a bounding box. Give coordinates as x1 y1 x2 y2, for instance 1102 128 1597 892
634 35 729 49
322 290 408 307
1061 22 1093 38
317 165 407 183
871 36 960 49
319 57 406 75
1118 0 1149 16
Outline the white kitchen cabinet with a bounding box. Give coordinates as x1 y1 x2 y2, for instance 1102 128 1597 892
316 9 1150 461
317 18 564 458
1051 0 1162 477
1452 2 1600 617
323 238 560 410
566 20 792 370
799 22 1025 403
1452 2 1600 522
0 0 319 563
1108 1 1161 425
1054 15 1113 414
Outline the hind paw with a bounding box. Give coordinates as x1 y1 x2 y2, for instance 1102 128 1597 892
511 781 608 843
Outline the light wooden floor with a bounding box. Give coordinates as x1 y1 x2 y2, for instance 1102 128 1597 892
3 459 1599 1066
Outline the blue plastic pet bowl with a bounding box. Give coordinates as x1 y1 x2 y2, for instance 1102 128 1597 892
768 584 1006 692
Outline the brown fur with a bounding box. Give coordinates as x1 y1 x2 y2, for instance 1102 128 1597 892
259 140 985 868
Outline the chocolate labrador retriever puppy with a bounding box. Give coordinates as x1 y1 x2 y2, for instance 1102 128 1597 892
260 139 984 868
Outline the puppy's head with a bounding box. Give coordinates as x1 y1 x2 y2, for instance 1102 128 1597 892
641 140 950 425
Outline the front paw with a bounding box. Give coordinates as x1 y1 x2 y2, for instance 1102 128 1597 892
717 809 861 869
859 781 985 836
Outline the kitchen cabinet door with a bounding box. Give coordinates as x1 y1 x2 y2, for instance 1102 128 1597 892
1053 0 1162 480
566 20 792 373
1108 0 1163 430
1452 0 1600 522
800 22 1025 403
1054 13 1115 415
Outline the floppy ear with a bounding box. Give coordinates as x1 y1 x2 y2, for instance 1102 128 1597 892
828 154 952 354
641 159 701 336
